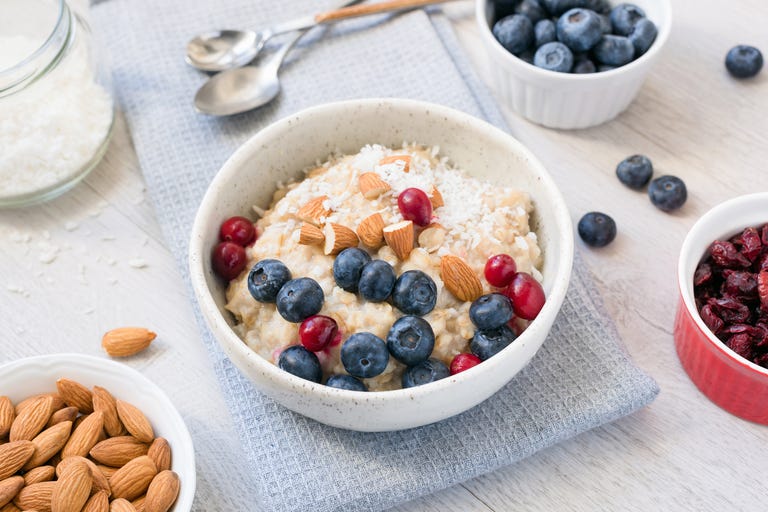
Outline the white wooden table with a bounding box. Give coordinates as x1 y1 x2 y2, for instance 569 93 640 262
2 0 767 510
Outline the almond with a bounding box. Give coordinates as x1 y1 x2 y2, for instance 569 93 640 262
15 393 64 416
0 397 13 438
82 491 109 512
322 223 359 256
51 457 91 512
55 456 110 497
101 328 156 358
298 223 325 246
132 495 146 512
23 465 55 486
24 421 72 469
356 213 385 249
0 441 34 480
95 464 118 481
417 224 446 253
56 379 93 414
143 471 179 512
147 438 171 473
92 387 124 438
383 221 414 261
14 480 55 512
379 154 411 172
110 498 137 512
430 186 445 209
0 501 21 512
115 401 153 444
0 476 24 508
90 437 149 467
46 407 78 429
110 456 157 501
440 255 483 302
358 172 391 199
9 396 53 442
61 411 103 458
296 196 331 226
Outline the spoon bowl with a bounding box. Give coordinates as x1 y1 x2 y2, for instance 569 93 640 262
186 30 266 72
194 64 281 116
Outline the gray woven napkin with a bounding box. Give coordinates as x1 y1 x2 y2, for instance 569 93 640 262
91 1 659 510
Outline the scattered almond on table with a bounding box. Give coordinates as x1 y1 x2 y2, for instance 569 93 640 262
101 328 157 358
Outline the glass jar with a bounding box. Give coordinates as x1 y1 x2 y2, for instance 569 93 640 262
0 0 115 208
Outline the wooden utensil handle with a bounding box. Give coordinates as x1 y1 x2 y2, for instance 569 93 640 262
315 0 448 24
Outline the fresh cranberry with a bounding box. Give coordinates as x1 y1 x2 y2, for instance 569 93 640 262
503 272 545 321
220 216 257 246
450 353 482 375
298 315 338 352
397 188 432 227
212 242 247 280
484 254 517 288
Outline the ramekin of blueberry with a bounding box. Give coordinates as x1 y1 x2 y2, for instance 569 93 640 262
675 192 768 425
475 0 671 129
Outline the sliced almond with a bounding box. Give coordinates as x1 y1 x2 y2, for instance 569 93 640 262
296 196 331 226
147 438 171 473
61 411 103 458
356 213 386 249
15 393 64 416
440 255 483 302
143 470 179 512
110 498 137 512
101 328 156 358
82 491 109 512
383 221 414 261
0 397 13 439
46 406 78 429
51 457 91 512
0 476 24 508
56 379 93 414
115 401 153 444
13 480 55 512
110 456 157 501
379 154 411 172
298 223 325 246
322 223 359 256
358 172 391 199
417 224 446 253
430 186 445 209
90 437 149 467
23 465 55 486
0 441 34 480
9 396 53 442
24 421 72 469
92 387 124 438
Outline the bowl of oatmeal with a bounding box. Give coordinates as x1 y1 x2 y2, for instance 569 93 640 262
189 98 573 431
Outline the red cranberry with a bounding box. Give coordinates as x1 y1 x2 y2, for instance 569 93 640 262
484 254 517 288
212 242 247 280
503 272 546 321
397 188 432 227
450 353 482 375
299 315 338 352
219 216 256 246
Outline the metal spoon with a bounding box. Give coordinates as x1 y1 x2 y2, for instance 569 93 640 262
186 0 450 72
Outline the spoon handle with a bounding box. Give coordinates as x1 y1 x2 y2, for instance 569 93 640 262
315 0 451 24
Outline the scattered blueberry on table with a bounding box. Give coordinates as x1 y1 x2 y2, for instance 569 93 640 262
616 154 653 190
578 211 617 247
648 175 687 212
725 45 764 79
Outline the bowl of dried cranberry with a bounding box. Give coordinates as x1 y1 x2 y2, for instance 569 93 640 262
676 193 768 425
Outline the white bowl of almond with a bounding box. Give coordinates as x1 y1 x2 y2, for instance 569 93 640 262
189 98 574 431
0 353 195 511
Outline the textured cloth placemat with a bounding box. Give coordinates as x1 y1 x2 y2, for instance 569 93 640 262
91 1 659 510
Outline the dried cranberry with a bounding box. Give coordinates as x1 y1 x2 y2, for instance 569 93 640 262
707 297 751 324
761 224 768 246
755 252 768 272
700 304 724 334
694 262 713 287
753 352 768 368
726 333 755 360
721 270 757 299
710 240 751 268
758 271 768 308
755 323 768 348
740 227 762 261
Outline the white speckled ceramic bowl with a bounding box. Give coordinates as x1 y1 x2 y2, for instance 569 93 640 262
189 98 573 431
0 354 196 511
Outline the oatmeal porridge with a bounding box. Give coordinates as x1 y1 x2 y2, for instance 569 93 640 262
224 144 543 391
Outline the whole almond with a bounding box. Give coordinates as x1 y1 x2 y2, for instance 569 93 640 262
440 255 483 302
356 213 385 249
51 457 91 512
0 501 21 512
378 154 411 172
101 328 156 358
322 223 359 256
0 441 35 480
383 221 414 261
23 465 55 486
298 223 325 246
0 476 24 508
132 495 146 512
90 437 148 467
95 464 118 481
296 196 331 226
24 421 72 469
110 498 137 512
82 491 109 512
46 407 78 429
0 398 13 438
61 411 103 458
114 401 153 444
147 438 171 473
55 456 110 497
143 471 179 512
15 394 64 416
14 480 55 512
9 396 53 442
358 172 391 199
92 387 124 438
56 379 93 414
110 456 157 501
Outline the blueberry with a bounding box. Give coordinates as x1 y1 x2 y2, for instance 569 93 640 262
470 293 514 330
725 45 764 79
593 35 635 66
534 42 574 73
577 212 617 247
470 325 517 360
493 14 535 55
340 332 390 379
541 0 589 16
518 50 535 64
515 0 548 24
609 3 646 36
386 316 435 366
333 248 371 293
573 56 597 73
628 18 657 57
556 8 603 52
492 0 519 20
358 259 396 302
326 374 367 391
402 358 450 388
534 19 557 48
275 277 324 323
597 14 612 34
247 259 292 303
585 0 611 14
278 346 322 383
597 64 617 72
648 175 687 212
616 154 653 190
392 270 437 316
